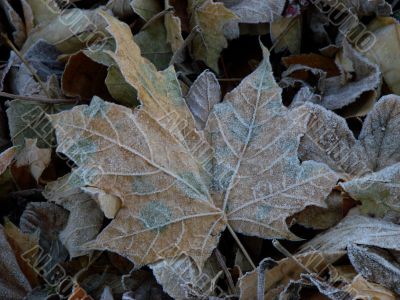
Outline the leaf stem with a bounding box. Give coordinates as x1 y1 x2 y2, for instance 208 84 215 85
0 91 80 104
141 7 174 31
1 33 51 98
226 223 256 269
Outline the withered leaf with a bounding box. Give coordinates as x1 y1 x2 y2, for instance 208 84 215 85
188 0 238 72
50 96 224 268
222 0 285 39
0 146 17 175
186 70 221 130
0 225 32 299
49 41 337 268
6 99 71 149
0 0 26 47
98 13 198 144
43 173 104 258
15 138 51 182
347 244 400 295
150 255 219 299
206 45 337 240
363 17 400 95
300 95 400 217
301 210 400 253
348 274 397 300
239 251 344 300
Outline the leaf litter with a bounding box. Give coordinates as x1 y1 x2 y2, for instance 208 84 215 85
0 0 400 299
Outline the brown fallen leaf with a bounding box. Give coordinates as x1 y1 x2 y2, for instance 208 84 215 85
363 17 400 95
301 209 400 253
282 53 340 78
185 69 221 130
49 39 337 268
239 251 344 300
188 0 238 72
62 51 112 101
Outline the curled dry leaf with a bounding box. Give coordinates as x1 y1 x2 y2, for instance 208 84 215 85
239 251 345 300
301 211 400 253
347 244 400 295
348 274 397 300
49 30 337 268
282 42 381 117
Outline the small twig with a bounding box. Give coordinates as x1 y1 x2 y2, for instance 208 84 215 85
0 91 80 104
272 239 313 273
270 17 299 53
217 78 243 82
169 25 201 65
214 249 236 294
1 33 51 98
141 7 174 31
226 223 256 269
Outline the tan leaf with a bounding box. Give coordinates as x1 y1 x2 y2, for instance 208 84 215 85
270 16 302 54
99 13 198 144
82 187 121 219
15 138 51 181
49 43 337 268
188 0 238 72
348 274 396 300
49 96 224 268
363 17 400 95
239 251 344 300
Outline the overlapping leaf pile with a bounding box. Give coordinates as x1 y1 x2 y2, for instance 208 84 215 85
1 0 400 299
